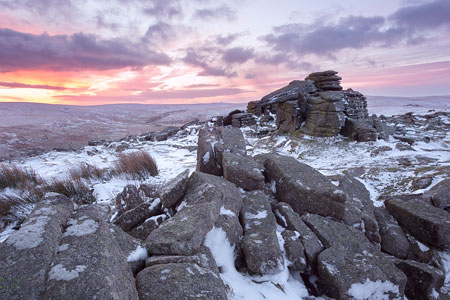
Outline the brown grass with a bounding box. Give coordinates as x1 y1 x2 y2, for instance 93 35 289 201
114 150 158 179
69 163 109 181
45 178 95 205
0 164 43 189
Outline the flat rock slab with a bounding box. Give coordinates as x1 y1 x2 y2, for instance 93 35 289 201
160 169 190 209
272 202 323 268
282 230 307 272
423 178 450 210
114 198 161 232
43 205 138 300
262 153 346 220
222 152 264 191
385 198 450 247
374 207 409 259
0 195 73 300
136 262 227 300
303 214 406 300
241 191 284 275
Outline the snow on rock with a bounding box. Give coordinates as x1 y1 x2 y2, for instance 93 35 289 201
127 245 148 262
48 264 87 281
64 219 99 237
347 279 400 300
204 227 308 300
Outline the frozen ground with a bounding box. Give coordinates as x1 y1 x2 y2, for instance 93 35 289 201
0 97 449 299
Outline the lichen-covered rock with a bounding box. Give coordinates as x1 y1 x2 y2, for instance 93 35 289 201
305 70 343 91
113 198 162 232
262 153 347 220
222 152 264 191
260 79 316 108
374 207 410 259
303 213 407 300
136 262 227 300
44 205 138 300
241 191 284 275
115 185 144 216
423 178 450 210
385 198 450 247
341 118 377 142
276 100 302 134
160 169 190 209
128 214 167 240
0 194 73 300
272 202 323 268
394 259 445 300
231 112 257 127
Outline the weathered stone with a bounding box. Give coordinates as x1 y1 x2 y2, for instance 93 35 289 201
114 198 162 232
393 135 416 145
372 114 394 140
276 100 302 134
0 195 73 300
423 178 450 210
219 126 246 156
260 79 316 107
406 234 434 264
222 152 264 191
197 127 222 176
247 100 262 116
412 176 433 190
232 113 257 127
214 214 243 253
160 169 190 209
128 214 167 240
110 224 146 276
223 109 243 126
44 206 138 300
306 70 343 91
341 118 377 142
145 246 219 274
262 153 347 220
303 213 407 300
136 263 227 300
241 191 284 275
396 143 415 151
394 259 445 300
115 185 143 216
343 89 368 119
272 202 323 268
374 207 410 259
282 230 307 272
385 198 450 247
337 174 380 244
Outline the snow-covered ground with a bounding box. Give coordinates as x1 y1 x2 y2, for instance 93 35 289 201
1 100 449 299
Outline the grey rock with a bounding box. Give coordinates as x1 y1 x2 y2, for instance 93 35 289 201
0 195 73 300
343 89 369 119
145 246 219 274
341 118 377 142
136 263 227 300
303 213 407 300
110 224 146 276
114 198 162 232
374 207 410 259
231 112 257 128
412 176 433 190
396 143 415 151
197 127 222 176
241 191 284 275
262 153 347 220
222 152 264 191
282 230 307 272
385 198 450 247
44 205 138 300
406 234 434 264
394 135 416 145
424 178 450 210
128 214 167 240
394 259 445 300
260 79 316 107
219 126 247 156
337 174 381 244
160 169 190 209
272 202 323 268
114 185 143 216
276 100 302 134
214 214 243 254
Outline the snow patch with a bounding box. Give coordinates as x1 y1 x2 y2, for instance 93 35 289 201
347 279 400 300
48 264 87 281
64 219 99 237
220 206 235 216
127 245 148 262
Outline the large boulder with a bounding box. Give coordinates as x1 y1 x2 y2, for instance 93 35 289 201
260 79 316 109
303 213 407 300
276 100 302 134
128 214 167 240
222 152 264 191
342 89 368 119
110 224 146 275
114 185 144 216
385 198 450 247
341 118 377 142
0 195 73 300
261 153 347 220
272 202 324 268
43 205 138 300
241 191 284 275
136 262 227 300
374 207 410 259
159 169 190 209
423 178 450 210
305 70 343 91
336 174 380 244
281 229 307 272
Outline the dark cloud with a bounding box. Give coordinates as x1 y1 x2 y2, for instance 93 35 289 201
193 5 236 21
222 47 254 64
143 22 175 44
215 33 243 46
183 48 236 77
184 83 219 88
0 81 66 90
390 0 450 30
143 0 182 19
139 87 249 99
0 28 171 72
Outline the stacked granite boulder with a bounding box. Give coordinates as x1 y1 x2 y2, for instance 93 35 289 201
245 70 392 141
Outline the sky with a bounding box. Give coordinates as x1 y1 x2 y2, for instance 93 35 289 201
0 0 450 105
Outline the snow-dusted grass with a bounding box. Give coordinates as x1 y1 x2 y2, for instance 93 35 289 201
114 150 158 179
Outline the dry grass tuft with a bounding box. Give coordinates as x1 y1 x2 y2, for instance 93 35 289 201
0 164 43 189
114 150 158 179
69 163 109 181
45 178 95 205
